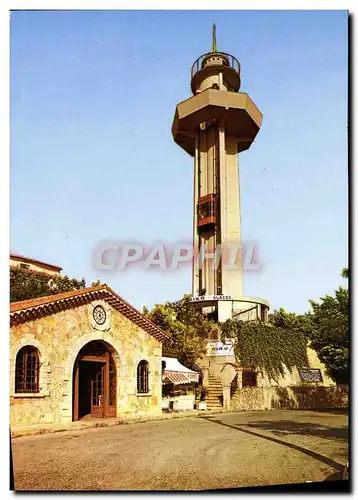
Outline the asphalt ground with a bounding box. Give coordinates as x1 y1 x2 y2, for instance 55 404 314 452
11 409 348 491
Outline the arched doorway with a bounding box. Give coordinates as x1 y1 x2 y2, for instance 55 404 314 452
72 340 117 421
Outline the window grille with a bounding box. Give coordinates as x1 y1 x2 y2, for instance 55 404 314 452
137 360 149 393
15 346 40 393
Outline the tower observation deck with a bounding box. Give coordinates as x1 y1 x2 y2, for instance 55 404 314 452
172 25 269 323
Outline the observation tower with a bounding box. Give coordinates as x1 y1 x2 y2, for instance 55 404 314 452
172 24 269 323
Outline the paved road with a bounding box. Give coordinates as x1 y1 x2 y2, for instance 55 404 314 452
12 409 348 491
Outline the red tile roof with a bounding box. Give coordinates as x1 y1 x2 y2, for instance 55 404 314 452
10 285 103 313
10 284 169 343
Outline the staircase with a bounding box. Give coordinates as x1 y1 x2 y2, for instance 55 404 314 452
205 373 223 411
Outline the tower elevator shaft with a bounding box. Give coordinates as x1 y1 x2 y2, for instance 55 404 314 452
193 121 243 299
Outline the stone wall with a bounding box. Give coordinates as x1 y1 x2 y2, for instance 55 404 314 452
231 385 348 412
259 347 335 388
10 300 163 426
199 343 335 391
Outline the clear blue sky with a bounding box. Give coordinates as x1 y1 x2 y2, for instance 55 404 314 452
10 10 348 314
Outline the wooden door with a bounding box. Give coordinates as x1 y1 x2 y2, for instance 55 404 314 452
91 363 105 418
73 360 80 421
106 356 117 418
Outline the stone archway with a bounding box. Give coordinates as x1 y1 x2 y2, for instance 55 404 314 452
72 340 118 421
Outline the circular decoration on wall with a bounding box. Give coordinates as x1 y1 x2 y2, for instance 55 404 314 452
93 305 107 325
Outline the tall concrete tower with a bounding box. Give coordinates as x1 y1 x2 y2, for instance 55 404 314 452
172 25 269 323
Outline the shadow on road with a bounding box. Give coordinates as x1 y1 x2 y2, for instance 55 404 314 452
202 417 346 478
242 419 348 441
311 408 349 416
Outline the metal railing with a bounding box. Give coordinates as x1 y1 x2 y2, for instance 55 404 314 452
191 52 241 80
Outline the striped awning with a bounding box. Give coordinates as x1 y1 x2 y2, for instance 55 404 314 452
163 371 199 385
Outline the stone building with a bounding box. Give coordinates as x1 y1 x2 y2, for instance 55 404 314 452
10 284 169 426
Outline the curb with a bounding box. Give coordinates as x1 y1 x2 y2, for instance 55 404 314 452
11 410 224 438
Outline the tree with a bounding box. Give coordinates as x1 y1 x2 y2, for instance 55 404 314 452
268 308 313 335
144 294 215 367
10 267 87 303
307 268 349 384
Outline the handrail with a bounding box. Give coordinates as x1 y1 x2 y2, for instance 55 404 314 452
191 52 241 80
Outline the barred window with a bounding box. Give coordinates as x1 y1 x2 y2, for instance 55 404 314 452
137 360 149 394
15 346 40 393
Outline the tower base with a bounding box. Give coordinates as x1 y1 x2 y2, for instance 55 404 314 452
190 295 270 323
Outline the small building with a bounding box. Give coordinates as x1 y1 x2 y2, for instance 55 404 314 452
162 353 200 411
10 253 62 277
10 284 169 427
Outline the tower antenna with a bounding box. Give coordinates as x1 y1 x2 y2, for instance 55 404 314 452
212 23 217 52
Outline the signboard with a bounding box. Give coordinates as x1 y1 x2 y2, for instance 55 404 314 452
206 342 234 357
299 368 323 383
191 295 233 303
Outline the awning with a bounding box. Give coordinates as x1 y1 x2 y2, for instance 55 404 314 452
162 356 200 385
163 371 199 385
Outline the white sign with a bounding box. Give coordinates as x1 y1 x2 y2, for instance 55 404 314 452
191 295 233 302
206 342 234 356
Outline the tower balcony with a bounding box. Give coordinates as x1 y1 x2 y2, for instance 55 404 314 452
191 52 241 95
172 89 263 157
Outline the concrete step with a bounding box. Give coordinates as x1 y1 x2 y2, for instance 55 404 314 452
206 372 223 411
